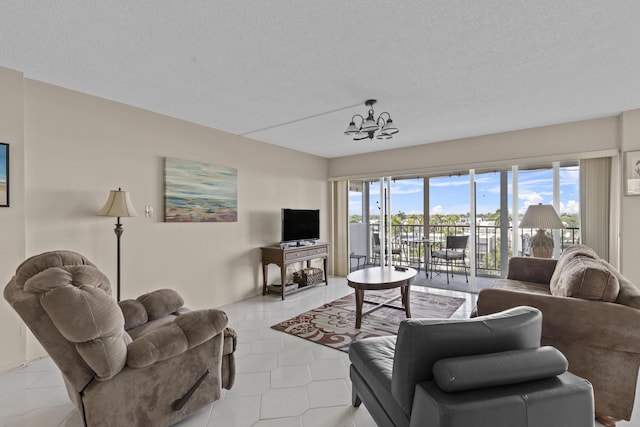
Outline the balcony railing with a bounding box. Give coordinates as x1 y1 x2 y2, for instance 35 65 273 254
367 223 580 277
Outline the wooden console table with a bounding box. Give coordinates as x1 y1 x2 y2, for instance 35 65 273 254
261 242 329 300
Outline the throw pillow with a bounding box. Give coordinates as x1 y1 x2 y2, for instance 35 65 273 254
552 255 619 302
549 244 598 290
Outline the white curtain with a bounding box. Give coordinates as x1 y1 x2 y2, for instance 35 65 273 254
332 180 349 276
579 157 611 260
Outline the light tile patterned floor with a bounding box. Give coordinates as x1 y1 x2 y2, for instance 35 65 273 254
0 277 635 426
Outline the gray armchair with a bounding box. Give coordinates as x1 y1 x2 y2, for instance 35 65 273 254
4 250 236 427
349 306 594 427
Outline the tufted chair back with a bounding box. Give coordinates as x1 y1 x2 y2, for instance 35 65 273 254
4 250 130 393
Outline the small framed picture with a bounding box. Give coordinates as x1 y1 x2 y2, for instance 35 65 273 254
625 150 640 196
0 143 8 207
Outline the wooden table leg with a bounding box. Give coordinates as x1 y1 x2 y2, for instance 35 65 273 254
280 264 287 300
402 284 411 318
262 263 268 295
323 257 328 285
355 288 364 329
595 414 619 427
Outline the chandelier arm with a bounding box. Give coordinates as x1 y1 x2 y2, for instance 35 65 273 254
351 114 365 125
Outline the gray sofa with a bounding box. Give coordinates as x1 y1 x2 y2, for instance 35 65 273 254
475 245 640 424
4 250 236 427
349 306 594 427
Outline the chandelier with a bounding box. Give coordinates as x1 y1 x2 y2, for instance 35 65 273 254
344 99 399 140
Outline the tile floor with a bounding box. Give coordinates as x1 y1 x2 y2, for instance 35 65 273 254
0 277 635 426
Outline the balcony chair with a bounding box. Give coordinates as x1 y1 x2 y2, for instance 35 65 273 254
349 306 595 427
430 235 469 283
4 250 237 427
372 232 402 266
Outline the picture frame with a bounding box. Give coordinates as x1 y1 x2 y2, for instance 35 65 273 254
0 143 8 207
625 150 640 196
164 157 237 222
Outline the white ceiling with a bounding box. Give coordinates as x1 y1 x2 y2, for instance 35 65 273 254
1 1 640 158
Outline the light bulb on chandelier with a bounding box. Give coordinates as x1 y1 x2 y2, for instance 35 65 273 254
344 99 399 141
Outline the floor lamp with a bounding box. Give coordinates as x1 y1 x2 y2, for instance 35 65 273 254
520 203 564 258
98 188 138 301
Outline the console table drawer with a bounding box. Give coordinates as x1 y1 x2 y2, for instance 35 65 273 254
307 247 328 256
285 250 308 260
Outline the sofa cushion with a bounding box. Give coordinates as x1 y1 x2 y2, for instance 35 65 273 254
492 279 551 295
549 245 598 291
551 255 619 301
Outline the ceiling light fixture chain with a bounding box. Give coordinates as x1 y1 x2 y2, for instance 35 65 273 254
344 99 399 141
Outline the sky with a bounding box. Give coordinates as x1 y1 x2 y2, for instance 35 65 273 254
349 166 580 217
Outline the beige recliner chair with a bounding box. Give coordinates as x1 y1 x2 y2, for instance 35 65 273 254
4 250 236 427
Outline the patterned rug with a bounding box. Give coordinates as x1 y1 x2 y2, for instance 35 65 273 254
271 290 466 352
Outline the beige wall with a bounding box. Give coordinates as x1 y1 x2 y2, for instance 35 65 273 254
0 68 27 370
1 68 330 370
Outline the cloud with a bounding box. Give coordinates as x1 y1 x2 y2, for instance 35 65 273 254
561 200 579 214
520 192 544 205
431 205 444 215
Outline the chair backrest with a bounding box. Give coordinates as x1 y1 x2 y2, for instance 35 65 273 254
373 233 380 246
446 235 469 251
3 251 130 393
391 306 542 415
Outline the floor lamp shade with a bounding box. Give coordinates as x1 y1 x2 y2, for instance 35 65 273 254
98 189 139 217
520 203 564 258
98 188 138 301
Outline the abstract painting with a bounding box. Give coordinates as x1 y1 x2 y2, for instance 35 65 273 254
164 157 237 222
0 143 8 207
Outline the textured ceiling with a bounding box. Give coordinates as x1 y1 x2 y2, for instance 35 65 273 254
1 1 640 158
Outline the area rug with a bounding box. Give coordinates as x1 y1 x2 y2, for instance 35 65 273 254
271 290 466 352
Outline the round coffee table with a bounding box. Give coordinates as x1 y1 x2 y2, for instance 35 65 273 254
346 266 417 329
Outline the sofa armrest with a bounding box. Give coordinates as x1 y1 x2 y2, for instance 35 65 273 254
126 308 228 368
506 257 557 284
477 288 640 353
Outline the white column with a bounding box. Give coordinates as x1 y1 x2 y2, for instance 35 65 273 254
553 162 561 258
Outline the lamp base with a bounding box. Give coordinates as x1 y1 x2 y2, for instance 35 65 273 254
529 229 554 258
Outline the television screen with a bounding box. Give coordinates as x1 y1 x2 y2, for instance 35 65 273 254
281 209 320 243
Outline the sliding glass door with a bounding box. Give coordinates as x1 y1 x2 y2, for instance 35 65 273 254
345 161 580 289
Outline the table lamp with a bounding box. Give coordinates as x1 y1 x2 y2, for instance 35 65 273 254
98 188 138 301
519 203 564 258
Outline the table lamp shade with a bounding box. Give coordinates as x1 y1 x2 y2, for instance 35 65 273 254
520 204 564 230
520 204 563 258
98 189 139 218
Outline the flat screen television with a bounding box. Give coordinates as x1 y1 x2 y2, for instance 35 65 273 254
281 208 320 244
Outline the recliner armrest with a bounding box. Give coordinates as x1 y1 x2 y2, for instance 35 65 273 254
433 346 567 392
119 289 185 330
126 308 228 368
